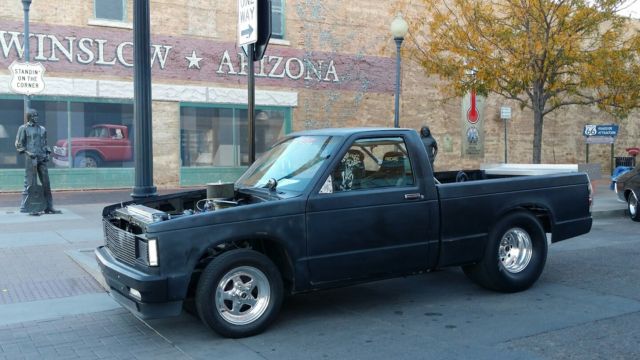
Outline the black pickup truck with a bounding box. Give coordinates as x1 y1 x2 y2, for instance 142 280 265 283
96 128 593 338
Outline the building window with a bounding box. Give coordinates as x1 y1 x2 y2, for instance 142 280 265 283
271 0 285 39
0 98 133 170
180 105 288 168
95 0 126 22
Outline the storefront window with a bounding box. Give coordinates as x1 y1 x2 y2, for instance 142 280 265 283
180 105 288 167
0 98 133 170
237 109 287 165
0 99 27 169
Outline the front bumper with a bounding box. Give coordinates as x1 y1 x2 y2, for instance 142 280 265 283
614 182 628 202
52 156 69 168
95 246 182 319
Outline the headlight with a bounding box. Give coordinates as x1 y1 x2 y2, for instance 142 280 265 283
129 288 142 300
53 146 67 156
148 239 158 266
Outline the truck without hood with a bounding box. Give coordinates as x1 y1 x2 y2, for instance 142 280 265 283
52 124 132 168
96 128 593 338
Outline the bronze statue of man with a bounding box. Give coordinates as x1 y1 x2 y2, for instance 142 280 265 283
15 109 61 214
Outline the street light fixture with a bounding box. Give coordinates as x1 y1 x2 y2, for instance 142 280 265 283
390 13 408 128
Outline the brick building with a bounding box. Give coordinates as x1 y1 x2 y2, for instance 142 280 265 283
0 0 638 191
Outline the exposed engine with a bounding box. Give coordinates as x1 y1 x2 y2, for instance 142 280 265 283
107 183 242 227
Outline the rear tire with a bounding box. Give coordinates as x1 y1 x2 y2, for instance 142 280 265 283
195 249 283 338
628 191 640 222
462 211 547 293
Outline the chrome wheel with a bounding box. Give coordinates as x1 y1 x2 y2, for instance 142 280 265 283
629 192 638 218
76 155 98 168
215 266 270 326
463 211 547 293
499 227 532 274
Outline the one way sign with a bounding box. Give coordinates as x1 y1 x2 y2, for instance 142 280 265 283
238 0 258 46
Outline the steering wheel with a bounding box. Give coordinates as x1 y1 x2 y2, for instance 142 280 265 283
455 171 469 182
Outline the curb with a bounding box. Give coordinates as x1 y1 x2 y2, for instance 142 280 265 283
592 209 626 220
65 248 108 291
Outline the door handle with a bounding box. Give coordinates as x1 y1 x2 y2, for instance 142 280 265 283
404 193 423 200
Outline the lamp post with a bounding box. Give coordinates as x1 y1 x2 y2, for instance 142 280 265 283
22 0 32 114
131 0 157 199
390 13 408 128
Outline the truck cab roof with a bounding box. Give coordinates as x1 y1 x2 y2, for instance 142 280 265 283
289 127 415 137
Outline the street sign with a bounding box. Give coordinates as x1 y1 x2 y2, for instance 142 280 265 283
238 0 258 46
500 106 511 120
8 61 46 95
585 136 615 144
241 0 271 61
583 124 619 137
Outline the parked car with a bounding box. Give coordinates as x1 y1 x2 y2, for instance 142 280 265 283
615 162 640 221
96 128 592 338
52 124 132 168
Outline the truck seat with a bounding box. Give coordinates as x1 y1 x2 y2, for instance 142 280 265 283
362 151 411 187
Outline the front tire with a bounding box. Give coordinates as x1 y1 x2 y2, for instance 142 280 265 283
195 249 283 338
74 153 101 168
628 191 640 222
463 211 548 293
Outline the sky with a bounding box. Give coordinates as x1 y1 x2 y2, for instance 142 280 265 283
619 0 640 18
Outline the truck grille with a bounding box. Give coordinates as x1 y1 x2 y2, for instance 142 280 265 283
103 220 137 266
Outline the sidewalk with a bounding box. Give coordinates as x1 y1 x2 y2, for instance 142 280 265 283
0 200 191 359
590 179 627 219
0 187 193 208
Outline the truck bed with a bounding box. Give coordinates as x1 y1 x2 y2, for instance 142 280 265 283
435 172 592 267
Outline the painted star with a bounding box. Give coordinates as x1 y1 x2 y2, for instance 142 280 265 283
185 50 203 69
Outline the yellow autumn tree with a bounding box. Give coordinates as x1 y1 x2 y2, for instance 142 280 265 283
404 0 640 163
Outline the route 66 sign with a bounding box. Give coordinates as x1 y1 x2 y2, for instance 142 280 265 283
9 61 46 95
584 125 597 136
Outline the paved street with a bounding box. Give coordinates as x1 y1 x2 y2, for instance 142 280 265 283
0 184 638 359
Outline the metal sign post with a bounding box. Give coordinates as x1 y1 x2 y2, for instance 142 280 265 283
22 0 32 114
238 0 271 164
248 43 255 164
500 106 511 163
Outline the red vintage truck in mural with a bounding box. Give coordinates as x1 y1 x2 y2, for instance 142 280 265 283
52 124 132 168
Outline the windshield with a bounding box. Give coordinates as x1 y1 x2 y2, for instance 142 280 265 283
237 135 341 194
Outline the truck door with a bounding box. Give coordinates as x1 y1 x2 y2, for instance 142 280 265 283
105 127 130 160
305 135 439 284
